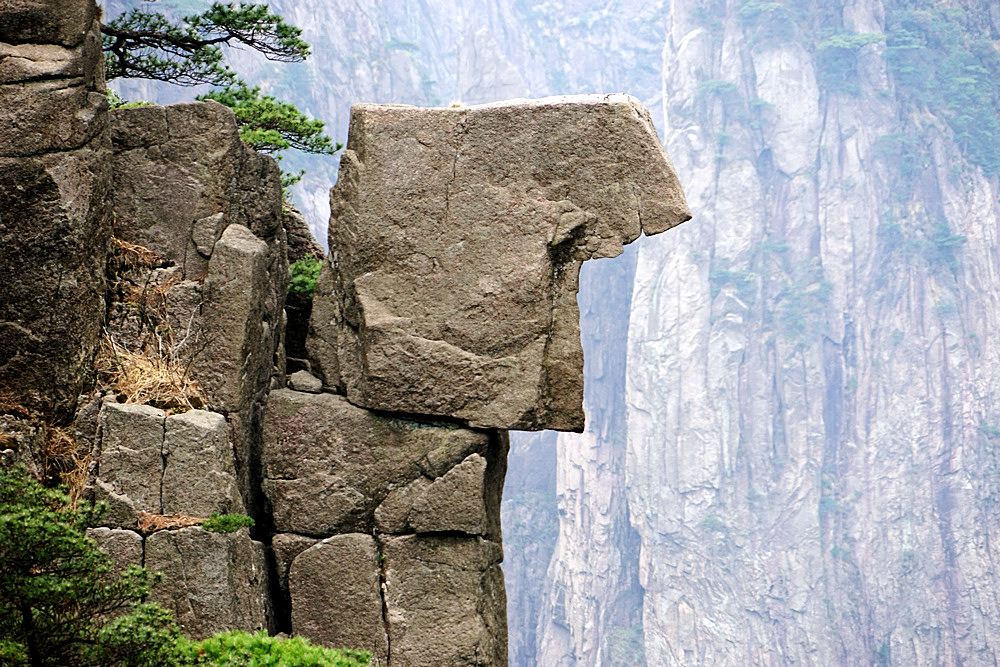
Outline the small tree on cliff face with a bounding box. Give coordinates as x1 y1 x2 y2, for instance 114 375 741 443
0 465 180 667
100 2 339 183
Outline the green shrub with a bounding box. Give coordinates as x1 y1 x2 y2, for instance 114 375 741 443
288 254 322 299
180 630 371 666
200 513 255 533
0 464 182 667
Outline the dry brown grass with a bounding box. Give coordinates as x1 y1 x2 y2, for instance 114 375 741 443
44 427 90 503
95 335 206 411
0 390 34 419
136 511 205 534
109 237 165 271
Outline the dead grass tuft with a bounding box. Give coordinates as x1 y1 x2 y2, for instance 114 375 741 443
136 511 205 534
43 427 90 503
95 336 206 411
109 237 166 271
0 391 34 419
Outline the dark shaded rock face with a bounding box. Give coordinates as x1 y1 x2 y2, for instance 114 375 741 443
0 0 110 415
308 95 690 431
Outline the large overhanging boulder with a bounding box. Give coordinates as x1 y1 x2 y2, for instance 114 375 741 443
309 94 690 431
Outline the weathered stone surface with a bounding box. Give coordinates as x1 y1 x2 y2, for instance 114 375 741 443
108 102 288 506
97 401 165 514
110 101 286 279
271 532 317 602
309 94 690 431
287 370 322 393
381 535 507 667
374 477 432 535
87 527 142 572
282 205 325 262
162 409 241 517
376 452 498 536
289 534 388 660
146 527 268 639
0 5 109 416
0 0 96 47
198 224 270 413
192 212 225 257
410 453 489 534
92 479 139 529
261 388 494 536
0 41 86 83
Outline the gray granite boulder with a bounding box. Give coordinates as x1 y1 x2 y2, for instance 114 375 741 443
199 224 272 414
97 401 165 514
380 534 507 667
87 527 142 572
162 409 241 516
261 389 498 536
376 452 501 537
109 101 286 279
146 527 268 639
309 94 690 431
289 534 388 660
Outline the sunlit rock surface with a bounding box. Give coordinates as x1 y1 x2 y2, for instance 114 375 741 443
309 95 689 431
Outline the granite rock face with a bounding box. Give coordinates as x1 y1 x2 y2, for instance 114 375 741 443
109 101 286 279
86 527 143 572
108 103 289 502
0 0 110 414
309 94 690 431
288 534 388 661
381 535 507 667
261 388 505 537
146 527 268 639
95 400 242 524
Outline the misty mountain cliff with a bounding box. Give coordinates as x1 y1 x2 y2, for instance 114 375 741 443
106 0 1000 664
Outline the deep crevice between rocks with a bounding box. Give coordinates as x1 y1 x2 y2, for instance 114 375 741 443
375 534 392 664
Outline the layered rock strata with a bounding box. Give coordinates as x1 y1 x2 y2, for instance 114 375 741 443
308 94 690 431
0 0 111 415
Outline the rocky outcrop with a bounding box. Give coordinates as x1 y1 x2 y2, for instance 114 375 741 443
381 535 507 667
309 95 689 431
288 534 388 660
282 205 324 262
108 102 289 505
146 527 268 639
95 400 241 523
262 387 511 664
261 388 503 537
0 0 110 415
109 101 285 280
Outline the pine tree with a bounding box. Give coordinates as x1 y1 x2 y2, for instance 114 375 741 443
101 2 340 171
0 465 180 667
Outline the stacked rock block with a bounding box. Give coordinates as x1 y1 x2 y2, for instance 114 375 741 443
78 100 290 638
262 390 508 665
277 95 690 665
0 0 111 415
108 101 289 503
86 399 268 638
308 95 690 432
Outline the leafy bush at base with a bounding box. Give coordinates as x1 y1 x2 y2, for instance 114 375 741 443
0 465 370 666
180 631 371 667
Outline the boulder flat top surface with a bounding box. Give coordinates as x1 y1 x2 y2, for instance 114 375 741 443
312 94 690 430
